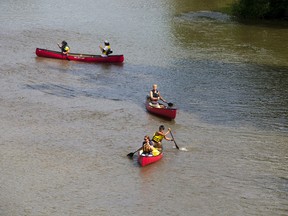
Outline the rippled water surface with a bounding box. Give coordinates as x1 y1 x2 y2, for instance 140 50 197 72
0 0 287 215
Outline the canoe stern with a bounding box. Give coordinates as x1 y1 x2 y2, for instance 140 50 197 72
145 100 177 119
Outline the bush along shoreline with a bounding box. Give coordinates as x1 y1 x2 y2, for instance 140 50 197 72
231 0 288 20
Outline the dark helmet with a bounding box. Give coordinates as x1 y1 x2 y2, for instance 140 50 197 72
62 41 67 45
159 125 165 130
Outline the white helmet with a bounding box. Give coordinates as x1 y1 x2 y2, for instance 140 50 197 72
104 40 109 45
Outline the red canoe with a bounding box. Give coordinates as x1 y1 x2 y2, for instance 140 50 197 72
138 149 163 166
35 48 124 63
145 99 177 120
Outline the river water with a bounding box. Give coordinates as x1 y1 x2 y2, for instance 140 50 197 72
0 0 287 215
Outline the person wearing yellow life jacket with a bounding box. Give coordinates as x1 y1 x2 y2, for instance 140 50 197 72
57 41 70 55
99 40 113 57
152 125 173 149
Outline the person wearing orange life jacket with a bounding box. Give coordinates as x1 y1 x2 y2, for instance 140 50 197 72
152 125 173 149
99 40 113 57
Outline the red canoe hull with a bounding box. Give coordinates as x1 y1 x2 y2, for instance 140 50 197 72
145 100 177 119
138 150 163 166
35 48 124 63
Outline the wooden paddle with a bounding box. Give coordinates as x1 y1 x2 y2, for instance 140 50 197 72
170 131 179 149
127 146 142 158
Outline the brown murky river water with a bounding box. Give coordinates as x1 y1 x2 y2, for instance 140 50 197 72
0 0 287 215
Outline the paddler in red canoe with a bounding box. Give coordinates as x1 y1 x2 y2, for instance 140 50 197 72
152 125 174 150
57 40 70 55
149 84 169 108
142 135 160 156
99 40 113 57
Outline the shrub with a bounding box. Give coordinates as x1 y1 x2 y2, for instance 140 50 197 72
231 0 288 19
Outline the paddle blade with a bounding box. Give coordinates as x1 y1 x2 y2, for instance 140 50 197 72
127 147 142 158
168 102 173 107
127 152 134 158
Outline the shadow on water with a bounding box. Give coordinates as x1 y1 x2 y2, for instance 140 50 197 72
232 18 288 29
28 58 288 132
175 10 288 28
167 59 288 132
168 10 288 132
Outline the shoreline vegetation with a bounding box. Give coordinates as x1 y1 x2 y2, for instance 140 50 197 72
226 0 288 20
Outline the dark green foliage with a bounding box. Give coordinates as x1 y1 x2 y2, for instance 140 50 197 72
268 0 288 18
231 0 288 19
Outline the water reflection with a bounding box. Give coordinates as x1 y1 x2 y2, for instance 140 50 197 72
167 0 233 13
157 1 288 132
171 10 288 66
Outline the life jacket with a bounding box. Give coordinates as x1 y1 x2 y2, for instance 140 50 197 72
150 89 160 104
142 142 152 153
152 132 164 143
152 148 160 156
151 89 159 98
103 45 112 55
62 45 70 53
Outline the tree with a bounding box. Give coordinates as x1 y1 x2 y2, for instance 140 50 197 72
232 0 288 19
